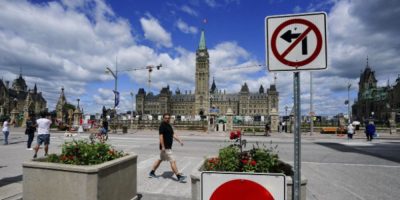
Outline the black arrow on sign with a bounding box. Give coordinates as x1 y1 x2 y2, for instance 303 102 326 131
280 30 308 55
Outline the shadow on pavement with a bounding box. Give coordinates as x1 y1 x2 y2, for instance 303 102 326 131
160 171 177 181
0 175 22 187
316 142 400 163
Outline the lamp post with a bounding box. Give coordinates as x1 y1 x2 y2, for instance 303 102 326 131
347 83 351 124
285 105 288 116
130 92 134 119
105 66 118 110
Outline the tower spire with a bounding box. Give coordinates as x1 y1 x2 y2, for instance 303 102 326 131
34 83 37 94
199 30 206 50
366 56 370 69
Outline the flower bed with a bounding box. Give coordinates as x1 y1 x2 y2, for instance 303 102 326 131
23 140 138 200
45 140 124 165
205 130 293 175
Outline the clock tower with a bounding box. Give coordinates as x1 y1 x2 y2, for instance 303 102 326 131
194 30 210 116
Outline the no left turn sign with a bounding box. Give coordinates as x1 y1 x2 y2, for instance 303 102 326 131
266 12 327 71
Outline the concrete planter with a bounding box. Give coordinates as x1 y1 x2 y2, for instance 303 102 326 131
190 160 307 200
23 153 138 200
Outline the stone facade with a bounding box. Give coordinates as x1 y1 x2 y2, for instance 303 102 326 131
0 74 46 118
352 60 400 122
55 88 67 122
136 30 279 117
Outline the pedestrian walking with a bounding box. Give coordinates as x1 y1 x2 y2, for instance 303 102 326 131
2 118 11 145
366 121 376 141
149 113 187 183
102 120 109 133
278 121 282 133
33 112 52 158
25 115 36 150
282 121 287 132
265 123 271 136
347 123 354 139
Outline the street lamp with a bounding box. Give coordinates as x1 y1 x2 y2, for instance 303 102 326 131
105 66 118 110
284 105 288 116
347 83 351 124
130 92 134 120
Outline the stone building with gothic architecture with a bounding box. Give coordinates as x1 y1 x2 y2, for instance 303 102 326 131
136 30 279 118
352 60 400 122
0 74 47 120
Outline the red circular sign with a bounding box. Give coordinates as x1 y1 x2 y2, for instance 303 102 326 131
271 18 323 67
210 179 275 200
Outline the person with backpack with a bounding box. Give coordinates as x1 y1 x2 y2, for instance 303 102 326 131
347 123 354 140
25 115 36 150
366 121 376 141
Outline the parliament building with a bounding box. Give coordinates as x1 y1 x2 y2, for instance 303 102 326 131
352 60 400 122
136 31 279 118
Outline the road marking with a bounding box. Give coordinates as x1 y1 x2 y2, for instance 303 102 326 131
301 161 400 168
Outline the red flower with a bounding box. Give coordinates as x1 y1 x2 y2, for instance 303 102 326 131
230 131 236 140
241 159 248 165
236 130 241 137
250 160 257 166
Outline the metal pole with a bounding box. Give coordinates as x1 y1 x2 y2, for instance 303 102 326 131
293 72 301 200
114 58 118 110
310 71 313 135
348 83 351 124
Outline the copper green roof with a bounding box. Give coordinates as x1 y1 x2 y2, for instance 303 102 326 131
199 30 206 50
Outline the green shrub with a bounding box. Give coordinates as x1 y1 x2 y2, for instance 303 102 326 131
218 146 240 171
46 140 124 165
203 138 293 175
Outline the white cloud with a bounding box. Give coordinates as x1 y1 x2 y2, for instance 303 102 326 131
293 5 301 13
205 0 240 8
176 19 198 34
0 0 137 111
205 0 218 7
181 5 198 16
140 16 172 48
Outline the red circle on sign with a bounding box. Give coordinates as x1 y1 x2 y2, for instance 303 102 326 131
210 179 275 200
271 18 323 67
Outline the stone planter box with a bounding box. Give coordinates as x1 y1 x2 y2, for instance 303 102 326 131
190 160 307 200
23 153 138 200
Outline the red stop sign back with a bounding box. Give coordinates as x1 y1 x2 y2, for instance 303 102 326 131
210 179 275 200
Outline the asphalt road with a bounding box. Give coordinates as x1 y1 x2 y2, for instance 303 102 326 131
1 129 399 200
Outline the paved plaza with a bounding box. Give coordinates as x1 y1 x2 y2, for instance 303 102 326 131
1 128 400 200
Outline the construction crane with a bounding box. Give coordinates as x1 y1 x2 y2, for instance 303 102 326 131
124 64 163 91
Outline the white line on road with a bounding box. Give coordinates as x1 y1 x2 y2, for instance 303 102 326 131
302 161 400 168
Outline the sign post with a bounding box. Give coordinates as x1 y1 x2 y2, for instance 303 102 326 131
266 12 327 200
293 71 301 199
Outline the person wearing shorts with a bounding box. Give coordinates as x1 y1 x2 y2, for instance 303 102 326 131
149 113 186 183
33 112 52 158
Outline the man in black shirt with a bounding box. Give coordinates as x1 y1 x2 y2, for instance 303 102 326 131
25 115 36 150
149 113 186 183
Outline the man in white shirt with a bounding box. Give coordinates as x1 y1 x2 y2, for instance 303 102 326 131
33 112 52 158
2 118 10 145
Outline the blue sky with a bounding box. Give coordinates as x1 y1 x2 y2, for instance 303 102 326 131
0 0 399 116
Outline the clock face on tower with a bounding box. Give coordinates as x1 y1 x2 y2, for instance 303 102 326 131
199 52 205 57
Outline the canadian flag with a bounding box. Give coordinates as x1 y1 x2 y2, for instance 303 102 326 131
203 18 208 24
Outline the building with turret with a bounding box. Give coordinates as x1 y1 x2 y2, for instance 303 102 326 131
0 74 47 118
352 59 400 122
136 30 279 118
